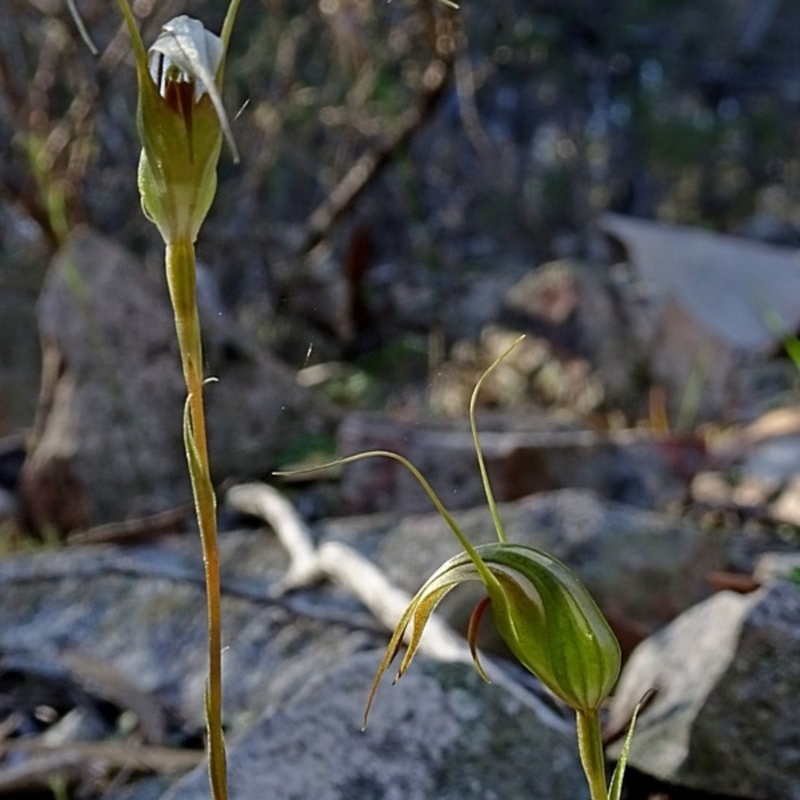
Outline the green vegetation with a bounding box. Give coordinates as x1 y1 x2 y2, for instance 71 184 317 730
279 338 642 800
77 2 246 796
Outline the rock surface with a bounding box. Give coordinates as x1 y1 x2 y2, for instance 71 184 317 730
602 214 800 419
322 489 728 655
0 513 587 799
2 480 796 799
160 652 586 800
608 581 800 800
0 528 371 735
19 228 332 533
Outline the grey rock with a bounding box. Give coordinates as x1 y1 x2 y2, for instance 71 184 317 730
19 227 332 532
608 581 800 799
754 551 800 585
0 517 589 800
159 651 587 800
0 530 371 734
104 777 174 800
322 489 727 654
740 433 800 485
602 214 800 354
601 213 800 419
337 410 704 515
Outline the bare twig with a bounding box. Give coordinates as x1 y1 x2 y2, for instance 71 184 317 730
295 57 451 255
226 482 321 594
0 741 202 793
68 504 193 545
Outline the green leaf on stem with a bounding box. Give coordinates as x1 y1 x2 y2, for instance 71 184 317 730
608 691 652 800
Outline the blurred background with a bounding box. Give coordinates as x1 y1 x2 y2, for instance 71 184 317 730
3 0 800 489
3 6 800 798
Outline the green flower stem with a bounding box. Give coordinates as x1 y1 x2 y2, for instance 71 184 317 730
576 710 608 800
165 239 227 800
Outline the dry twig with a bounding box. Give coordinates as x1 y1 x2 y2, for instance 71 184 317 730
226 482 321 594
0 740 201 794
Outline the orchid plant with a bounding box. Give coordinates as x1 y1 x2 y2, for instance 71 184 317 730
280 337 642 800
68 2 242 797
68 1 640 797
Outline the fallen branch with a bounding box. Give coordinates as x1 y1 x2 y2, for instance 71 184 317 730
0 740 202 793
226 482 321 594
294 57 451 256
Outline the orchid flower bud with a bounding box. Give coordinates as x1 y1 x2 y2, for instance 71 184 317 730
115 2 241 244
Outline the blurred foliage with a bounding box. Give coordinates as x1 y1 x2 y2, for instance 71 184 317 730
790 567 800 587
2 0 800 367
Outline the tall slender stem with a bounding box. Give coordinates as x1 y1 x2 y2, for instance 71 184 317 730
576 710 608 800
165 239 227 800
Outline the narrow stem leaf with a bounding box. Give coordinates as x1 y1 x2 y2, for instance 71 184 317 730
276 450 501 593
608 691 652 800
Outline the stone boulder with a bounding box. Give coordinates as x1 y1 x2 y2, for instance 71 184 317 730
0 529 361 735
322 489 728 655
607 580 800 799
601 213 800 420
159 652 587 800
0 514 587 799
337 410 705 515
19 227 332 533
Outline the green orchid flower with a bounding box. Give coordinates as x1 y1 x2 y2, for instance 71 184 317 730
366 541 620 721
115 1 241 245
361 490 623 800
278 336 635 800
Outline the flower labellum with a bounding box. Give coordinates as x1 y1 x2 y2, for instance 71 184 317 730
147 16 236 157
